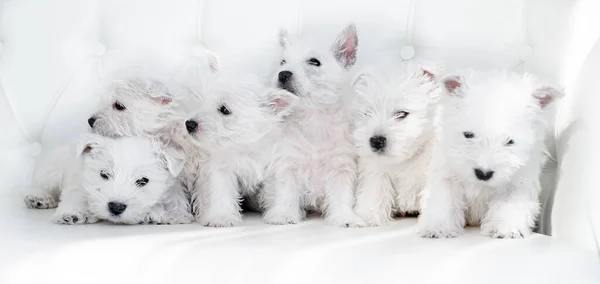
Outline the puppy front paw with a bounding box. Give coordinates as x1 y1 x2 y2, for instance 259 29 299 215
481 224 530 239
417 221 463 238
25 194 58 209
326 210 366 228
144 210 194 225
200 214 242 227
355 209 392 227
54 211 88 225
263 207 304 225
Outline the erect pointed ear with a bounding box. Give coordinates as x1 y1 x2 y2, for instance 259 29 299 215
158 143 186 177
278 28 290 49
205 50 221 74
332 24 358 69
265 88 298 116
351 72 369 89
441 75 464 96
533 86 564 108
76 134 107 158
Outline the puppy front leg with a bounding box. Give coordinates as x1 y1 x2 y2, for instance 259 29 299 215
146 182 194 225
262 171 305 225
481 182 539 239
323 169 365 228
354 170 394 227
417 177 465 238
53 188 95 225
25 151 66 209
198 170 242 227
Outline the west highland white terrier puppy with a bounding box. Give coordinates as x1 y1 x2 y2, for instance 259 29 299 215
37 134 192 225
261 24 364 227
351 65 442 227
417 70 563 238
88 76 189 139
184 55 298 227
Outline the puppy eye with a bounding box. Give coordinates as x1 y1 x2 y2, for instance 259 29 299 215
218 105 232 116
135 177 149 187
505 139 515 146
280 59 286 65
463 132 475 139
394 111 410 120
113 101 126 111
307 58 321 67
100 171 110 180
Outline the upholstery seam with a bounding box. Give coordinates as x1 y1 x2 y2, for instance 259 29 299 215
0 75 32 143
37 57 96 141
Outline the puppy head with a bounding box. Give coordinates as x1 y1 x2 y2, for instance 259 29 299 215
78 135 184 224
184 57 297 152
440 71 563 186
273 24 358 100
351 66 441 162
88 77 180 138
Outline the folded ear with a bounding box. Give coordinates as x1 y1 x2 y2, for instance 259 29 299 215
332 24 358 69
441 75 464 96
351 72 368 89
533 86 564 108
159 143 186 177
76 134 106 158
265 88 298 116
279 28 290 49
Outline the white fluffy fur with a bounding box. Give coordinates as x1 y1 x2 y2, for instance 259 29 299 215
417 70 563 238
29 135 192 225
261 24 364 227
351 65 442 226
184 55 298 227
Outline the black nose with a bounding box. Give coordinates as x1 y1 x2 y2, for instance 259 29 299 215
88 117 96 128
108 202 127 216
474 168 494 181
278 71 293 84
369 136 387 151
185 120 198 133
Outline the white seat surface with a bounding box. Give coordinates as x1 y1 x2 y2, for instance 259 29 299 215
1 196 598 284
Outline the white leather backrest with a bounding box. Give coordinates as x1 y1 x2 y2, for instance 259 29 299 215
0 0 597 245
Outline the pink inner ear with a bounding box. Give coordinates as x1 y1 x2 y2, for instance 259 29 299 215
444 78 461 93
342 33 357 59
537 94 552 108
83 145 92 153
423 70 435 80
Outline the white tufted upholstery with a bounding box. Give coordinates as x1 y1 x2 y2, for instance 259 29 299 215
0 0 599 282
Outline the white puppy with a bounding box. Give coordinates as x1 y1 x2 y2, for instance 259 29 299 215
417 70 563 238
351 65 442 226
88 76 187 138
45 135 191 225
261 24 363 227
184 57 298 227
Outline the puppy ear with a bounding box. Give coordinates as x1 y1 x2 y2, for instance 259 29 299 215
533 86 564 108
441 75 464 96
266 89 298 116
76 134 106 158
205 50 220 74
351 72 369 89
279 28 290 49
159 143 186 177
332 24 358 69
